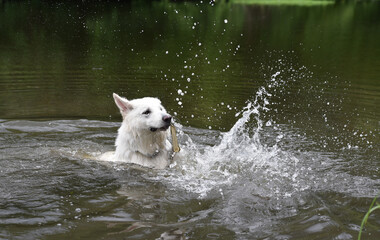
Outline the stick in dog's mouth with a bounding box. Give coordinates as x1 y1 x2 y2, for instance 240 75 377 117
150 126 170 132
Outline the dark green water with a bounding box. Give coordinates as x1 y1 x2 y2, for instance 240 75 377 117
0 0 379 239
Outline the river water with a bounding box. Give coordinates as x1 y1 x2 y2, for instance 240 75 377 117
0 0 379 239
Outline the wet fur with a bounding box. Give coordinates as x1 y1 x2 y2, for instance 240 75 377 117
100 93 172 169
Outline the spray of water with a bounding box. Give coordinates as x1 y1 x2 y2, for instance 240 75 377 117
157 65 380 205
154 71 312 199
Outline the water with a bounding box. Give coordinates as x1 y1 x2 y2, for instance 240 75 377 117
1 0 380 239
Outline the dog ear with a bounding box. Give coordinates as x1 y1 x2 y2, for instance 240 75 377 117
113 93 133 117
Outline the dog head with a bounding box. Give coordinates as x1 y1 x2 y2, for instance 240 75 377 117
113 93 172 132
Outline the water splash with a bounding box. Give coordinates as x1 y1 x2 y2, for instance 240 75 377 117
156 71 308 198
155 68 380 201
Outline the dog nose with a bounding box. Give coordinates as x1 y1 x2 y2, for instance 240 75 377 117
162 115 172 123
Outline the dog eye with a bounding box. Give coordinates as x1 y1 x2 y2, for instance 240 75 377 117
142 109 151 115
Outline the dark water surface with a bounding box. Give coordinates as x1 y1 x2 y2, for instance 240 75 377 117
0 0 379 239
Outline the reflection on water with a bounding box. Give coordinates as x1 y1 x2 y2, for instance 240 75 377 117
0 0 379 239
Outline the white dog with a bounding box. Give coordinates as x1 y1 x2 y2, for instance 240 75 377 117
100 93 173 169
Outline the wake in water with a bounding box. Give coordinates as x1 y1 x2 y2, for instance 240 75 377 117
152 72 302 198
153 70 379 203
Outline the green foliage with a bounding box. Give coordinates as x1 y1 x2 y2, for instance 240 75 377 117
358 196 380 240
231 0 334 6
